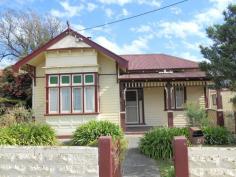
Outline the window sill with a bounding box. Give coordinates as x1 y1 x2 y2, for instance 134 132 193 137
44 112 99 116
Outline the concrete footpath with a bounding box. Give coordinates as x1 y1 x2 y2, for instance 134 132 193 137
122 135 161 177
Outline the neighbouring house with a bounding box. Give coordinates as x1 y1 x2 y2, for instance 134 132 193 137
207 89 236 133
13 27 222 136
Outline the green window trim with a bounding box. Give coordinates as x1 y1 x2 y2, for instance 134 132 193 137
73 75 82 85
84 74 94 84
61 75 70 85
49 76 58 85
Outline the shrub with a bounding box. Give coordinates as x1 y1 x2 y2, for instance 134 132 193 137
72 120 124 146
203 126 235 145
186 103 209 127
0 106 33 127
0 123 57 145
0 97 26 108
139 127 189 160
72 120 127 161
0 128 16 145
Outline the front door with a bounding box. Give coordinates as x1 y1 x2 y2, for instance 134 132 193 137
125 90 139 124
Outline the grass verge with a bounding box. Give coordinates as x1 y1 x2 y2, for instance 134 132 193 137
157 159 174 177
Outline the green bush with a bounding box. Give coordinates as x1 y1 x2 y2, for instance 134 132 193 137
186 103 209 127
0 123 57 145
139 127 189 160
72 120 124 146
0 128 16 145
203 126 235 145
72 120 127 161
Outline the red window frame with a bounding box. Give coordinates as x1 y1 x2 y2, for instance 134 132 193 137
46 72 98 115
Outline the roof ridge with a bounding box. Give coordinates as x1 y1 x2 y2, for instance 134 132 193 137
120 53 199 64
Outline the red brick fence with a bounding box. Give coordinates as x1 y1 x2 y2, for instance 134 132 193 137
99 136 122 177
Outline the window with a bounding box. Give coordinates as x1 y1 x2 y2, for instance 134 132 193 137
47 73 97 114
212 94 217 105
165 86 186 110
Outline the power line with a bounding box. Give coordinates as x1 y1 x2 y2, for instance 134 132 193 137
77 0 189 32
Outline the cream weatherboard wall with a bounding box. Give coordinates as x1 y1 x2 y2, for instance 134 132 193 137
143 86 205 127
32 50 120 135
143 87 167 126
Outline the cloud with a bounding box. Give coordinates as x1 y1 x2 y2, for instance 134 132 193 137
170 7 182 15
178 52 203 62
50 1 84 18
97 0 161 7
121 8 129 16
157 21 205 39
131 25 152 33
87 3 97 12
98 0 131 6
95 34 153 54
105 8 114 18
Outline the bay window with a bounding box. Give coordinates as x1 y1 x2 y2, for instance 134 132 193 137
47 73 97 114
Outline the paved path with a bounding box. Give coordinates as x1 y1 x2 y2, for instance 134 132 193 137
122 135 161 177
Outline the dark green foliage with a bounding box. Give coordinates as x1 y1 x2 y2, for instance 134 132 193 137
139 127 189 160
72 120 124 146
200 5 236 90
203 126 235 145
72 120 127 161
0 123 57 145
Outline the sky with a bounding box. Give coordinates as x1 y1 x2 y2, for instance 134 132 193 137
0 0 235 68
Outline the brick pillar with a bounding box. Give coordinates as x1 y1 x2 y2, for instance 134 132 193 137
173 136 189 177
166 82 173 127
99 136 112 177
216 89 224 126
120 83 126 131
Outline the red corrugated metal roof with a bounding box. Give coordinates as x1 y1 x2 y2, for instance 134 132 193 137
120 54 199 70
119 71 206 80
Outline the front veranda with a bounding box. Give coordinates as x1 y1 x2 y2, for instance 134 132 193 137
119 80 209 133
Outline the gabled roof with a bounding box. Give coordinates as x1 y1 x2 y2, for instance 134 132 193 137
13 28 128 71
120 54 199 71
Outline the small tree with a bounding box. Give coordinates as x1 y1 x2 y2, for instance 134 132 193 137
186 103 209 127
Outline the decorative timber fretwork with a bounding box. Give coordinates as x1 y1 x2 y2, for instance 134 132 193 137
121 81 209 88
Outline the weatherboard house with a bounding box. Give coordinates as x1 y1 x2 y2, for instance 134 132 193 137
13 28 223 136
